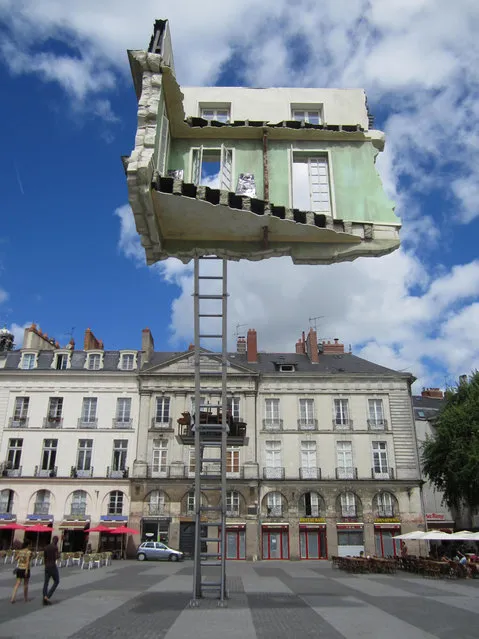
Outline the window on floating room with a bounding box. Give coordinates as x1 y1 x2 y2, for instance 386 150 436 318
200 107 230 123
292 155 332 213
292 108 322 125
191 146 233 190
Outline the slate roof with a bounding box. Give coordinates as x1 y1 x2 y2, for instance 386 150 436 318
412 395 444 420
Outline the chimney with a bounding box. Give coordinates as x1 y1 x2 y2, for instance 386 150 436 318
84 328 104 351
247 329 257 363
295 331 306 355
305 328 319 364
322 338 345 354
141 328 155 363
421 388 444 399
237 336 246 354
22 323 57 351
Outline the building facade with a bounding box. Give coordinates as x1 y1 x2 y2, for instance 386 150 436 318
0 323 424 559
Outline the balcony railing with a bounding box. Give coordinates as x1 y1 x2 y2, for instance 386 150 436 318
43 416 63 428
144 504 170 516
112 418 133 429
298 418 318 430
67 508 88 518
226 509 240 517
8 417 28 428
371 467 395 480
33 504 50 515
107 466 129 479
151 417 173 429
333 419 353 430
77 418 98 429
340 506 358 518
335 467 358 480
226 469 243 479
367 418 388 431
299 467 321 480
301 508 321 518
376 508 395 518
2 466 22 478
266 506 283 517
34 466 57 478
263 467 285 480
262 418 283 431
147 465 170 478
70 466 94 478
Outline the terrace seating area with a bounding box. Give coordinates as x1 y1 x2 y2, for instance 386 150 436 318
2 549 113 570
332 554 479 579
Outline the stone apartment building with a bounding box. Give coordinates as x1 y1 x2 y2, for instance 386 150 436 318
0 323 424 559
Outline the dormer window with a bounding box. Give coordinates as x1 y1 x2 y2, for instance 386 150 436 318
119 352 136 371
279 364 295 372
86 353 102 371
20 353 36 370
53 352 70 370
200 105 230 123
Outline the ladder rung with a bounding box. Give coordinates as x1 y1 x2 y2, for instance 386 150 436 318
200 553 221 558
198 294 224 299
201 486 221 491
199 475 221 480
200 458 222 463
200 442 222 447
201 582 222 588
200 537 221 542
199 334 223 338
199 256 221 260
199 314 223 317
198 403 222 408
201 561 222 566
198 276 223 280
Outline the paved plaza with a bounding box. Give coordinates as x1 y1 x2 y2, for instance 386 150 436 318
0 560 477 638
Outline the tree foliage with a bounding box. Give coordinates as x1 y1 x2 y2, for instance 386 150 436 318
421 371 479 513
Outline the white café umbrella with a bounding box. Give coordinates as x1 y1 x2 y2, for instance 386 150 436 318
450 531 474 540
421 531 453 541
392 530 426 540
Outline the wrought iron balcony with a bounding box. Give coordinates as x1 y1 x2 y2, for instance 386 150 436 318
33 504 50 515
43 416 63 428
107 466 129 479
299 467 322 480
298 418 318 430
151 417 173 429
226 509 240 517
112 418 133 429
70 466 94 478
367 418 388 431
226 468 244 479
34 466 57 478
263 467 285 480
2 466 22 478
301 507 321 518
8 417 28 428
333 419 353 430
376 508 395 518
266 505 283 517
262 418 283 431
335 467 358 480
371 467 395 480
77 418 98 429
67 507 88 517
340 506 358 518
144 503 170 516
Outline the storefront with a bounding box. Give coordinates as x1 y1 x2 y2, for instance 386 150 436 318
98 515 128 558
0 514 17 550
262 524 289 560
24 514 53 550
141 517 171 545
426 513 454 533
374 520 401 557
337 522 364 557
299 519 327 559
59 518 90 552
225 524 246 559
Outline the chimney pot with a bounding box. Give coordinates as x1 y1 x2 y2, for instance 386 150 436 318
247 329 257 363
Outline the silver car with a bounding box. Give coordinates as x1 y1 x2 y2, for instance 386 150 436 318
136 541 184 562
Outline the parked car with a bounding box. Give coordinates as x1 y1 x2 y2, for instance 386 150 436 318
136 541 184 562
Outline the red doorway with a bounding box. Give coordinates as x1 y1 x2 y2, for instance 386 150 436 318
262 526 289 559
299 526 327 559
374 526 401 557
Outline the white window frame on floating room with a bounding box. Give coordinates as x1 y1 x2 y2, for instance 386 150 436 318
157 98 170 176
290 150 335 215
189 145 234 191
19 352 37 370
291 104 323 125
118 352 136 371
199 103 231 123
85 352 103 371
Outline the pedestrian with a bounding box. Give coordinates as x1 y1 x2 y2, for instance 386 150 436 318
43 535 60 605
10 540 32 603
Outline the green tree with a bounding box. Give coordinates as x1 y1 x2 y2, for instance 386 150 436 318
421 372 479 526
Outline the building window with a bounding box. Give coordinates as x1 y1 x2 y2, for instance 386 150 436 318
266 492 283 517
34 490 51 515
334 398 350 427
227 397 240 420
76 439 93 472
188 447 196 475
120 353 135 370
264 398 281 430
158 106 170 175
264 440 282 479
55 353 69 370
292 155 331 213
13 397 29 424
41 439 57 472
279 364 295 372
148 490 166 515
200 107 230 122
368 399 385 428
116 398 132 423
340 492 357 518
81 398 97 424
299 398 316 429
152 440 168 475
372 441 389 476
112 440 128 471
47 397 63 422
87 353 101 371
300 441 318 479
376 492 394 518
292 108 322 125
108 491 123 515
186 491 196 515
226 490 240 516
7 439 23 469
336 441 354 479
301 491 321 517
191 146 233 191
20 353 36 370
0 489 14 514
71 490 87 516
155 397 171 424
226 447 240 476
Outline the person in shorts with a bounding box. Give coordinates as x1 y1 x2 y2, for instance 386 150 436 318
10 540 32 603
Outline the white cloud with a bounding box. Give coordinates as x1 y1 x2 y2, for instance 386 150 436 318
114 204 145 267
8 322 31 349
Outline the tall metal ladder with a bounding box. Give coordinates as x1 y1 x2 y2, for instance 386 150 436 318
190 256 228 606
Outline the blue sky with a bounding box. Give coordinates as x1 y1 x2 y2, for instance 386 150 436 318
0 0 478 391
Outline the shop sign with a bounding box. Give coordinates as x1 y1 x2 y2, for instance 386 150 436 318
299 517 326 523
337 522 363 530
426 513 445 520
143 516 171 523
374 517 400 524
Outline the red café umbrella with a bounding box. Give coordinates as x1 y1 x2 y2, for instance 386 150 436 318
0 523 26 531
24 523 52 551
86 525 113 533
109 527 140 559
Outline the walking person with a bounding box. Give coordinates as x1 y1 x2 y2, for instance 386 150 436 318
43 535 60 605
10 540 32 603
